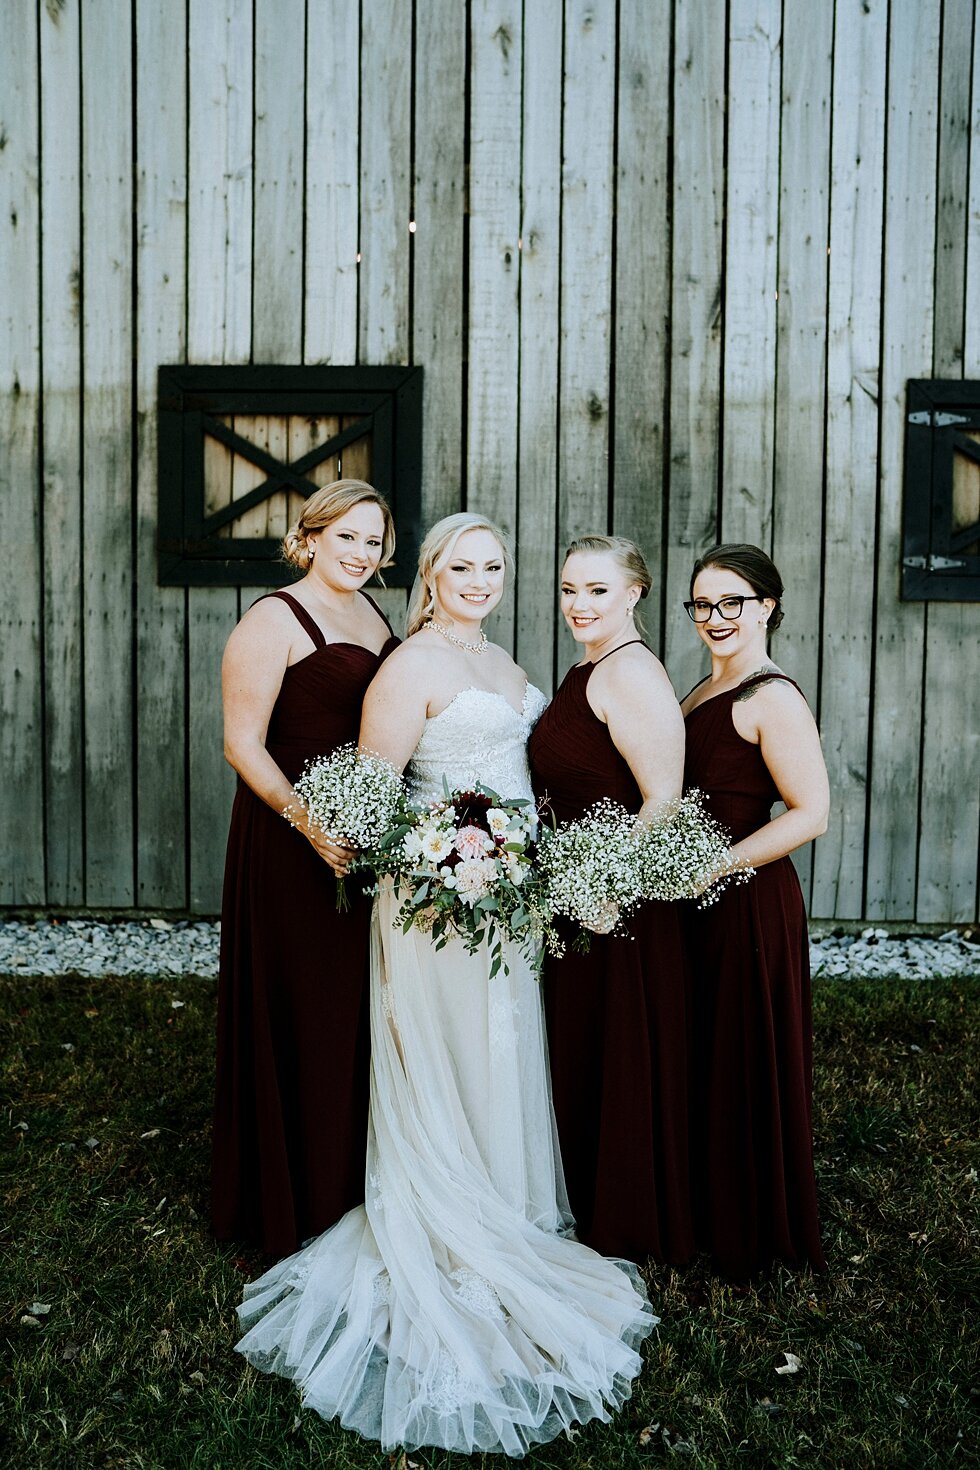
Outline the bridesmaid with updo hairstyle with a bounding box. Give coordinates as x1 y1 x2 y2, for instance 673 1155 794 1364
211 480 400 1258
680 543 829 1278
528 535 695 1265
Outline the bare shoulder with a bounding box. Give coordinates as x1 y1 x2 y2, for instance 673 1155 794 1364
369 628 449 684
736 671 808 714
593 642 675 698
734 673 814 743
225 594 293 653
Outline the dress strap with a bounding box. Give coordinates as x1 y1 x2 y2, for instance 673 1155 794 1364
359 590 396 637
590 639 648 669
680 674 711 704
269 590 327 651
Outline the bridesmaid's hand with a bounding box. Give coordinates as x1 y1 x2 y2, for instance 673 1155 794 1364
584 900 620 935
309 832 357 878
285 801 357 876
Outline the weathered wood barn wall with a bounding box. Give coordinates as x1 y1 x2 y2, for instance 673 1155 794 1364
2 0 978 921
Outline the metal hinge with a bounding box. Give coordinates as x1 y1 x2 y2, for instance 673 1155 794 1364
903 554 967 571
907 409 971 427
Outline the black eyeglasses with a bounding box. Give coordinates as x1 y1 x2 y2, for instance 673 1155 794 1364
683 595 764 623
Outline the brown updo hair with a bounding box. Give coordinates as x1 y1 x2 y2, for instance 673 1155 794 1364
563 533 652 635
282 479 396 576
690 543 784 632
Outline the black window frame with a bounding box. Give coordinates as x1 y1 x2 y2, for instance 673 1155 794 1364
902 379 980 601
156 364 423 587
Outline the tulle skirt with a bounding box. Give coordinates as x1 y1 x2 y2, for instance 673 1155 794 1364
235 885 656 1455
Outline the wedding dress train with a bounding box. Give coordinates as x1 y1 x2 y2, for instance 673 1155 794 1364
235 686 655 1455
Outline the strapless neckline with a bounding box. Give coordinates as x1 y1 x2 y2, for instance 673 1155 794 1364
428 682 540 725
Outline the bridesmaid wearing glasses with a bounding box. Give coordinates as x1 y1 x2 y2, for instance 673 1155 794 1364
529 535 694 1266
680 543 829 1278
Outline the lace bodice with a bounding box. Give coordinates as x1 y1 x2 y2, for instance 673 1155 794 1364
405 685 548 806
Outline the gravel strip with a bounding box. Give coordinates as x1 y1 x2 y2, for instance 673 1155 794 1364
0 918 977 982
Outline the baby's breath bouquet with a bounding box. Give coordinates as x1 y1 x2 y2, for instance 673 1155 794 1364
633 789 754 907
535 800 643 952
288 743 405 910
537 790 754 952
373 785 548 977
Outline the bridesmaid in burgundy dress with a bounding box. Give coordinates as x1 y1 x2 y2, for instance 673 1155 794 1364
680 543 829 1278
529 535 694 1265
211 481 399 1258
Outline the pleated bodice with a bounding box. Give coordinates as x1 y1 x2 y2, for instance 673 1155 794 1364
528 661 641 822
682 673 802 841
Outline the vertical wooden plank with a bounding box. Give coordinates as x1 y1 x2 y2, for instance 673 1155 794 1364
187 0 254 913
969 6 980 925
865 0 938 919
254 0 304 360
610 0 671 659
967 4 980 366
917 0 979 922
771 0 833 908
771 0 831 711
359 0 411 366
80 0 134 905
467 0 523 650
720 0 781 551
413 0 466 531
557 0 616 670
39 0 83 904
0 5 44 904
134 0 188 908
515 0 562 693
663 1 727 700
810 0 887 920
305 0 359 364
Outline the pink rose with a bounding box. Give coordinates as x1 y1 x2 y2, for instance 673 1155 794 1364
454 824 495 861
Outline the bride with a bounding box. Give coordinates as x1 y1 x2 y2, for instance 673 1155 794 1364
234 513 655 1456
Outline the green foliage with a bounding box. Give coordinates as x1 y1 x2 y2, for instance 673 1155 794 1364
1 974 978 1469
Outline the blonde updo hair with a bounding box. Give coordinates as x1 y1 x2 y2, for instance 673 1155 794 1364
282 479 396 576
406 512 513 637
563 533 652 635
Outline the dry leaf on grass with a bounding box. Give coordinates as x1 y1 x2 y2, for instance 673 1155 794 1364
775 1351 802 1375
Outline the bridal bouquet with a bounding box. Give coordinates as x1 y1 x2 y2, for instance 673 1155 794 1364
374 785 548 977
288 743 405 910
537 790 754 952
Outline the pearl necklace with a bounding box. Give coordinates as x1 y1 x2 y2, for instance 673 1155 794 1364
423 619 489 654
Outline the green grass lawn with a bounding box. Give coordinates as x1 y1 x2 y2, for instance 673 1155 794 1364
1 971 978 1470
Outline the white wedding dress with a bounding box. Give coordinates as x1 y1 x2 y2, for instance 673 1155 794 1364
235 686 656 1455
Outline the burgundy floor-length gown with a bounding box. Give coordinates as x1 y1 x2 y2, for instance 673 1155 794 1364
528 645 694 1265
683 672 826 1278
211 590 399 1258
